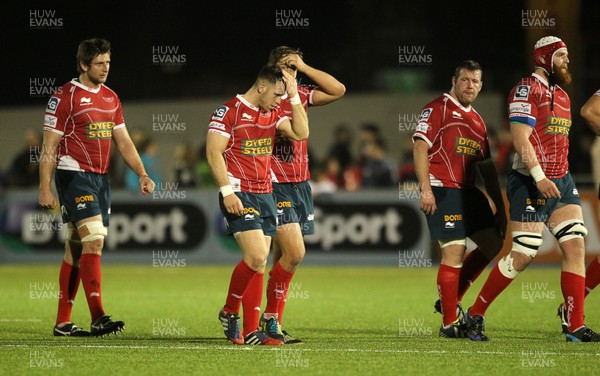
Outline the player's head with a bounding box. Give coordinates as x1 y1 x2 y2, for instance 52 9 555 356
77 38 111 85
254 64 286 111
534 36 571 85
268 46 303 77
451 60 483 107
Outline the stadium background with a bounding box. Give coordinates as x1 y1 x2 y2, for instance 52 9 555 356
1 0 600 265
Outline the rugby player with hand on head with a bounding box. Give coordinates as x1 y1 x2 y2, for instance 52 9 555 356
207 64 308 345
241 46 345 344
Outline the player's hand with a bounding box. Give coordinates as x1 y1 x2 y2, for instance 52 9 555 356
282 54 306 73
494 207 507 239
39 189 58 210
223 194 244 216
536 178 561 199
139 175 156 195
419 189 436 216
281 69 298 99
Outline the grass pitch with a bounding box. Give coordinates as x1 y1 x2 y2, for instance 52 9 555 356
1 264 599 375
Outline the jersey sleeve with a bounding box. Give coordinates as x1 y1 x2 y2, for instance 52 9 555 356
412 105 441 148
299 85 317 107
43 88 69 135
208 104 233 138
480 136 491 160
508 84 538 127
275 106 291 129
113 97 125 130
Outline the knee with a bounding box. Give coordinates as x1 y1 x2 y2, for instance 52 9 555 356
282 248 305 267
77 221 106 255
244 253 268 271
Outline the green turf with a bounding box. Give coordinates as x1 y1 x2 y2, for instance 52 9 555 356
1 264 599 375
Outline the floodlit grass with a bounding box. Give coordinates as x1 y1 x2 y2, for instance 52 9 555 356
1 264 599 375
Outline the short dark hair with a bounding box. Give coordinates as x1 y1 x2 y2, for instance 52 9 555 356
454 60 482 80
77 38 111 73
268 46 303 65
255 64 284 86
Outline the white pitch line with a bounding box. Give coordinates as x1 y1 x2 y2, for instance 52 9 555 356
0 319 43 322
0 343 599 357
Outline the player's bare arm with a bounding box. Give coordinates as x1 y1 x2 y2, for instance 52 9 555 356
284 54 346 106
476 158 507 239
278 70 309 140
413 139 436 215
510 122 560 199
38 130 61 209
112 127 155 194
206 132 243 216
581 94 600 135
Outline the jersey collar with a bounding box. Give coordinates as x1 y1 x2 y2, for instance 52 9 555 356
532 72 549 87
444 93 472 112
237 94 260 111
71 78 102 94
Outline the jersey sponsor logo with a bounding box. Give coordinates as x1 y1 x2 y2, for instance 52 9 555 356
509 102 532 115
277 201 292 208
514 85 530 100
526 198 546 206
241 113 253 120
454 136 482 156
444 213 462 229
86 121 115 139
209 121 226 131
212 105 229 121
243 207 259 221
444 214 462 222
416 122 428 133
46 97 60 114
545 116 571 136
80 97 92 106
44 114 58 128
452 111 463 119
242 137 273 156
74 195 94 203
419 108 432 121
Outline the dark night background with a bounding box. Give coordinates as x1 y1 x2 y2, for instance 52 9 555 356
2 0 600 176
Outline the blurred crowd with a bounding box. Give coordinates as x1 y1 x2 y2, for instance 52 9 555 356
2 122 596 195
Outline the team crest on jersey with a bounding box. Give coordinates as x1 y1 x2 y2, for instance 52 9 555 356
103 96 114 103
514 85 530 100
212 105 229 121
419 108 432 121
545 116 571 136
455 136 482 156
46 97 60 114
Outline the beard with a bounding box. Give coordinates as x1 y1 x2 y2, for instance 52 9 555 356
552 63 572 86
